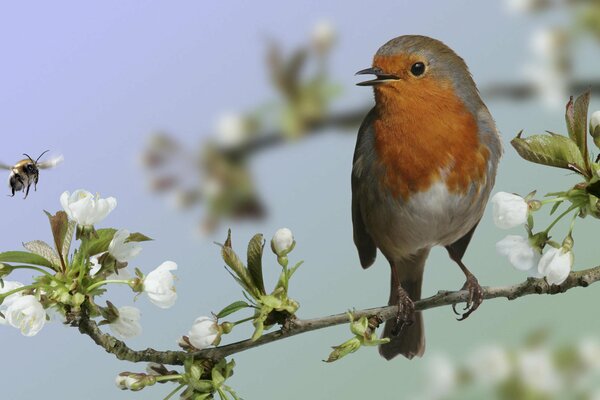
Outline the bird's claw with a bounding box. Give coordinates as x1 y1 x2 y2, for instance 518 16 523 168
391 287 415 336
455 274 483 321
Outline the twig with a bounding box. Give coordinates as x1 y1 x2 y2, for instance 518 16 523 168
77 264 600 365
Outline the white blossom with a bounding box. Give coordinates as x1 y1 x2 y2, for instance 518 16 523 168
60 189 117 227
188 316 219 350
491 192 529 229
215 113 248 149
466 345 511 385
108 229 142 262
5 295 46 336
143 261 177 309
538 246 572 285
517 348 561 394
496 235 541 275
590 111 600 132
202 177 224 200
311 20 336 52
272 228 294 255
577 338 600 371
424 354 457 399
531 28 560 60
0 281 25 325
110 306 142 339
505 0 540 14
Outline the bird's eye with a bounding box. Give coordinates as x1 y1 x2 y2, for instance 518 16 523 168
410 62 426 77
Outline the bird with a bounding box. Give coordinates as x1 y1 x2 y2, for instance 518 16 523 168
352 35 502 360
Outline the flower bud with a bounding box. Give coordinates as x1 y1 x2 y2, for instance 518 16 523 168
325 337 362 362
311 20 336 53
528 200 542 211
115 373 155 391
591 111 600 134
271 228 295 257
220 321 234 334
215 113 250 149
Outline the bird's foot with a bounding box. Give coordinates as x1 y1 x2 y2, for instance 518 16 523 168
452 273 483 321
391 287 415 336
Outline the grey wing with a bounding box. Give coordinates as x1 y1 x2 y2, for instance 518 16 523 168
445 220 480 261
38 155 63 169
352 108 377 269
0 162 12 170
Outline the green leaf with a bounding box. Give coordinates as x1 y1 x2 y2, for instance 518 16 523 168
566 95 576 142
511 133 586 172
22 240 61 267
83 228 117 256
247 234 266 295
0 251 53 268
216 301 251 318
126 232 153 242
61 220 76 263
219 230 259 299
44 210 69 270
570 90 592 171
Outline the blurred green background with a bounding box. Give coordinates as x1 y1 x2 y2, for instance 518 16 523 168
1 1 600 399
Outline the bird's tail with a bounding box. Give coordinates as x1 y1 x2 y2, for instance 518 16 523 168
379 249 429 360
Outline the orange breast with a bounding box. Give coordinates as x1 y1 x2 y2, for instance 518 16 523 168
373 77 489 200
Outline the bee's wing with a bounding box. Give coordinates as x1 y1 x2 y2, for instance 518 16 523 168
38 155 64 169
0 162 12 170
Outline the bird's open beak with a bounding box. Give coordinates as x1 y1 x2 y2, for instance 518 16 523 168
355 67 400 86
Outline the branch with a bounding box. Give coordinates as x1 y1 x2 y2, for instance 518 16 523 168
78 264 600 365
224 80 600 159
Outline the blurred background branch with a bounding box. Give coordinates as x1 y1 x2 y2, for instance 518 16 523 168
141 0 600 234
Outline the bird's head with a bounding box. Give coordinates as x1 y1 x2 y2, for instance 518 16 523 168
356 35 480 110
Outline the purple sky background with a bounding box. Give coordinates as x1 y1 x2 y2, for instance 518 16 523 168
1 2 599 399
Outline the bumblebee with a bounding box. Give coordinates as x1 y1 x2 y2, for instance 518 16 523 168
1 151 63 199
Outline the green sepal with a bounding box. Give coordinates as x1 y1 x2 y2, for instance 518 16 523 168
125 232 153 243
325 337 362 363
550 201 563 216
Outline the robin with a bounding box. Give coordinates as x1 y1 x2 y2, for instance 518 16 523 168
352 35 502 360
